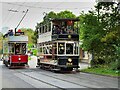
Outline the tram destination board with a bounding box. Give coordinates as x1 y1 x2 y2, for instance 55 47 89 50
52 34 79 41
15 32 24 36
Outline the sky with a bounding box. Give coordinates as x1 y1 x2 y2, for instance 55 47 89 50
0 0 96 34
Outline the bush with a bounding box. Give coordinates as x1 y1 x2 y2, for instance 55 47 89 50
109 61 120 70
90 59 99 68
90 58 105 68
33 49 37 56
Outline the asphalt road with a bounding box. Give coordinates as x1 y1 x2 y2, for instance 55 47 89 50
1 64 34 88
0 59 119 90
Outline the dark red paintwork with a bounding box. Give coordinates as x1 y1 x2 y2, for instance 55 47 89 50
10 55 28 63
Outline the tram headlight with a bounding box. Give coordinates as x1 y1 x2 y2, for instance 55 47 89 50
68 58 72 62
18 58 21 61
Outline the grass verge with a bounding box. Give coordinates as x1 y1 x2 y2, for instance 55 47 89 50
81 67 120 77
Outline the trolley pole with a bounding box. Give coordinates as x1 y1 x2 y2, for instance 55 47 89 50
15 9 29 35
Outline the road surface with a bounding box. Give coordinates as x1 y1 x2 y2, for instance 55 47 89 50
0 57 119 90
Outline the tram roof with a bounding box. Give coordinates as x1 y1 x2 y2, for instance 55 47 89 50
51 18 79 22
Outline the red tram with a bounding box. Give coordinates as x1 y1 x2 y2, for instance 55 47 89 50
3 30 28 68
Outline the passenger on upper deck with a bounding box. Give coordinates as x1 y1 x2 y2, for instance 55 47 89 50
53 25 61 34
8 29 14 36
61 26 67 34
67 29 74 34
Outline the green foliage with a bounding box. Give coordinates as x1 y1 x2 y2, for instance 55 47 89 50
28 44 34 48
32 49 37 56
57 10 76 19
90 59 105 68
81 67 119 77
79 1 120 69
43 10 76 21
79 11 100 51
109 61 120 70
43 11 57 22
20 28 34 44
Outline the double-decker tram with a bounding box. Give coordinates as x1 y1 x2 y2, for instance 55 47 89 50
3 30 28 68
37 18 80 71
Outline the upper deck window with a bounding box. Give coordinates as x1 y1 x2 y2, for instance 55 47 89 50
52 19 79 35
39 22 51 34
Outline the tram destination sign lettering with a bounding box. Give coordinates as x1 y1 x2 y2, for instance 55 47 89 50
59 34 79 41
16 32 24 35
52 34 79 41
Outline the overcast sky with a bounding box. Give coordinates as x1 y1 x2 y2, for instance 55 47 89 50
0 0 96 34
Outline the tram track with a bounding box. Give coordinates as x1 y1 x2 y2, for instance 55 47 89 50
12 68 89 89
6 66 118 89
36 71 93 89
15 68 96 89
28 68 117 88
13 69 65 90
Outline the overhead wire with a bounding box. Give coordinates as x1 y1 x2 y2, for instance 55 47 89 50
3 2 26 27
2 2 17 25
2 2 91 10
2 2 93 30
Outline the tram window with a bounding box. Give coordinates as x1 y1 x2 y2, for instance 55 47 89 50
9 44 14 54
21 44 26 54
39 27 41 34
73 22 79 34
52 25 57 34
45 25 47 32
52 43 57 54
49 23 51 31
39 47 42 53
43 47 46 54
74 43 78 54
49 46 52 54
38 47 43 55
43 26 44 33
58 43 65 54
15 44 20 55
43 47 48 54
66 43 73 54
40 26 43 33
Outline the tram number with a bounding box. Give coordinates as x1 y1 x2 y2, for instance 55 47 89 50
66 63 73 66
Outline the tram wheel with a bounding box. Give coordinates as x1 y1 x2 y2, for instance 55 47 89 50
40 64 45 69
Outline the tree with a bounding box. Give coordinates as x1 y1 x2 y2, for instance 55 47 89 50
20 28 34 44
43 11 57 22
79 1 120 69
57 10 76 19
32 24 39 44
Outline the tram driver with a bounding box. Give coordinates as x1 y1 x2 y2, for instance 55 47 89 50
15 44 20 55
